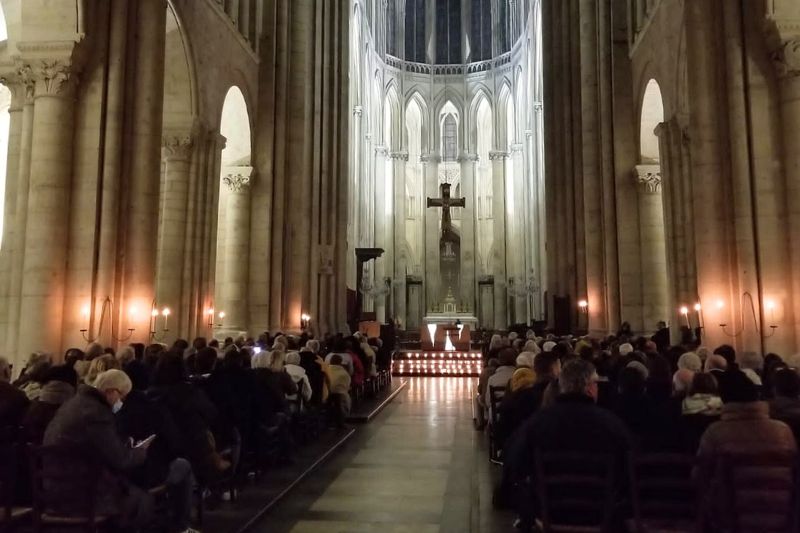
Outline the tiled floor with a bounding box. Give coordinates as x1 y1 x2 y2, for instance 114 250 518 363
251 378 515 533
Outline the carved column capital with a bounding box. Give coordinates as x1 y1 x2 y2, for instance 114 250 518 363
0 65 36 108
634 164 662 193
775 38 800 78
162 134 194 161
458 152 479 163
389 151 409 161
22 60 78 98
353 105 363 117
222 165 254 192
489 150 510 161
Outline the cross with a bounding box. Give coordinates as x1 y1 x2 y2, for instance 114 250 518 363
427 183 465 231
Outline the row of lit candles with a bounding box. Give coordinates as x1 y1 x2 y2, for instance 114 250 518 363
80 304 227 334
400 352 482 360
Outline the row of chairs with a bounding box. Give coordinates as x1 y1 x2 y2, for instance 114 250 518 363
533 450 798 533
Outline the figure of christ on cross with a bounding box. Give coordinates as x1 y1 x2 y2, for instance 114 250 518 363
427 183 465 307
426 183 465 231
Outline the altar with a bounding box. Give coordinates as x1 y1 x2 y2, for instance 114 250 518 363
422 313 477 352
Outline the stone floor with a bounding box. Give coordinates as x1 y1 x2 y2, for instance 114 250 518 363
249 377 515 533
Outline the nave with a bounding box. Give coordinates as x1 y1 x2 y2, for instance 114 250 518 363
252 378 509 533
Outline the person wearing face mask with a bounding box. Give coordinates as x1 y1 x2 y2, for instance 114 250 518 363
43 369 156 529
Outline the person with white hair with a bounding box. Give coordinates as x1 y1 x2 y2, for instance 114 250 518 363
252 350 298 416
542 341 557 353
523 340 541 355
305 339 321 354
285 351 312 404
516 352 537 370
116 346 136 367
44 369 156 528
618 343 634 356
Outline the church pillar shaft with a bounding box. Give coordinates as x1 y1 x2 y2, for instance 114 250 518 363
392 152 408 328
222 171 252 332
156 136 194 343
635 165 669 333
423 153 440 312
6 83 34 359
0 85 24 348
775 38 800 346
491 151 508 329
460 153 477 316
374 147 388 322
123 0 167 343
685 0 737 352
18 62 78 358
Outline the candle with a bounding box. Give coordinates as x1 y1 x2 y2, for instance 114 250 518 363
765 299 776 326
162 308 171 330
694 303 704 329
680 306 690 327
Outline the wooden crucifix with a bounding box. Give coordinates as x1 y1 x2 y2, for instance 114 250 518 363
426 183 465 231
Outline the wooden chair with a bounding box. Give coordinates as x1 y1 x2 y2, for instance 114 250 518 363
1 439 32 532
487 385 506 463
27 444 110 533
534 450 618 533
628 452 701 533
722 452 799 533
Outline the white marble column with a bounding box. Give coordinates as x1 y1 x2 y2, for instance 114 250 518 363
459 152 478 315
18 60 79 358
391 151 408 327
422 152 440 313
490 150 509 329
155 134 194 342
221 167 252 335
510 143 527 324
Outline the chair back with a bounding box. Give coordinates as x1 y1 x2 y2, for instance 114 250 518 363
28 444 102 522
723 452 798 533
628 452 700 533
488 385 505 425
534 450 617 533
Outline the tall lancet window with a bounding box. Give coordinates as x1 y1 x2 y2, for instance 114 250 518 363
470 0 492 61
442 114 458 161
436 0 462 64
405 0 426 62
497 0 511 53
386 0 398 56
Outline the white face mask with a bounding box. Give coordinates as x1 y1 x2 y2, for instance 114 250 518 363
112 399 124 414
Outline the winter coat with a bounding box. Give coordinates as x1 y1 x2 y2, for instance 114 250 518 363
682 393 723 416
0 380 29 430
43 385 147 517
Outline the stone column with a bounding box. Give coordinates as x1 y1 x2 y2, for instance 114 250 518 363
239 0 251 41
510 143 527 324
771 31 800 344
227 0 240 27
459 152 478 315
221 167 252 335
6 70 35 358
374 145 388 322
123 0 167 343
490 150 509 329
0 78 25 347
391 151 408 328
635 165 670 333
18 60 79 358
422 152 440 313
155 134 193 342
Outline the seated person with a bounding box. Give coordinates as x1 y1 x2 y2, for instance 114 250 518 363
21 365 77 445
503 359 632 531
147 353 229 483
769 368 800 443
495 368 538 451
284 351 313 406
696 370 797 530
485 348 518 421
0 356 28 431
326 355 352 426
44 370 154 529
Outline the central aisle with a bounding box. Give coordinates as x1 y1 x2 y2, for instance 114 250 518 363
254 378 512 533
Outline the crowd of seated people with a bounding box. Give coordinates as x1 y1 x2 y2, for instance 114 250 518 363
0 331 392 532
479 329 800 531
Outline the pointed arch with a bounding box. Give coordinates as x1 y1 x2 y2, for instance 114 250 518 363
639 79 664 164
403 91 430 154
384 83 401 151
467 88 493 153
497 82 514 149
